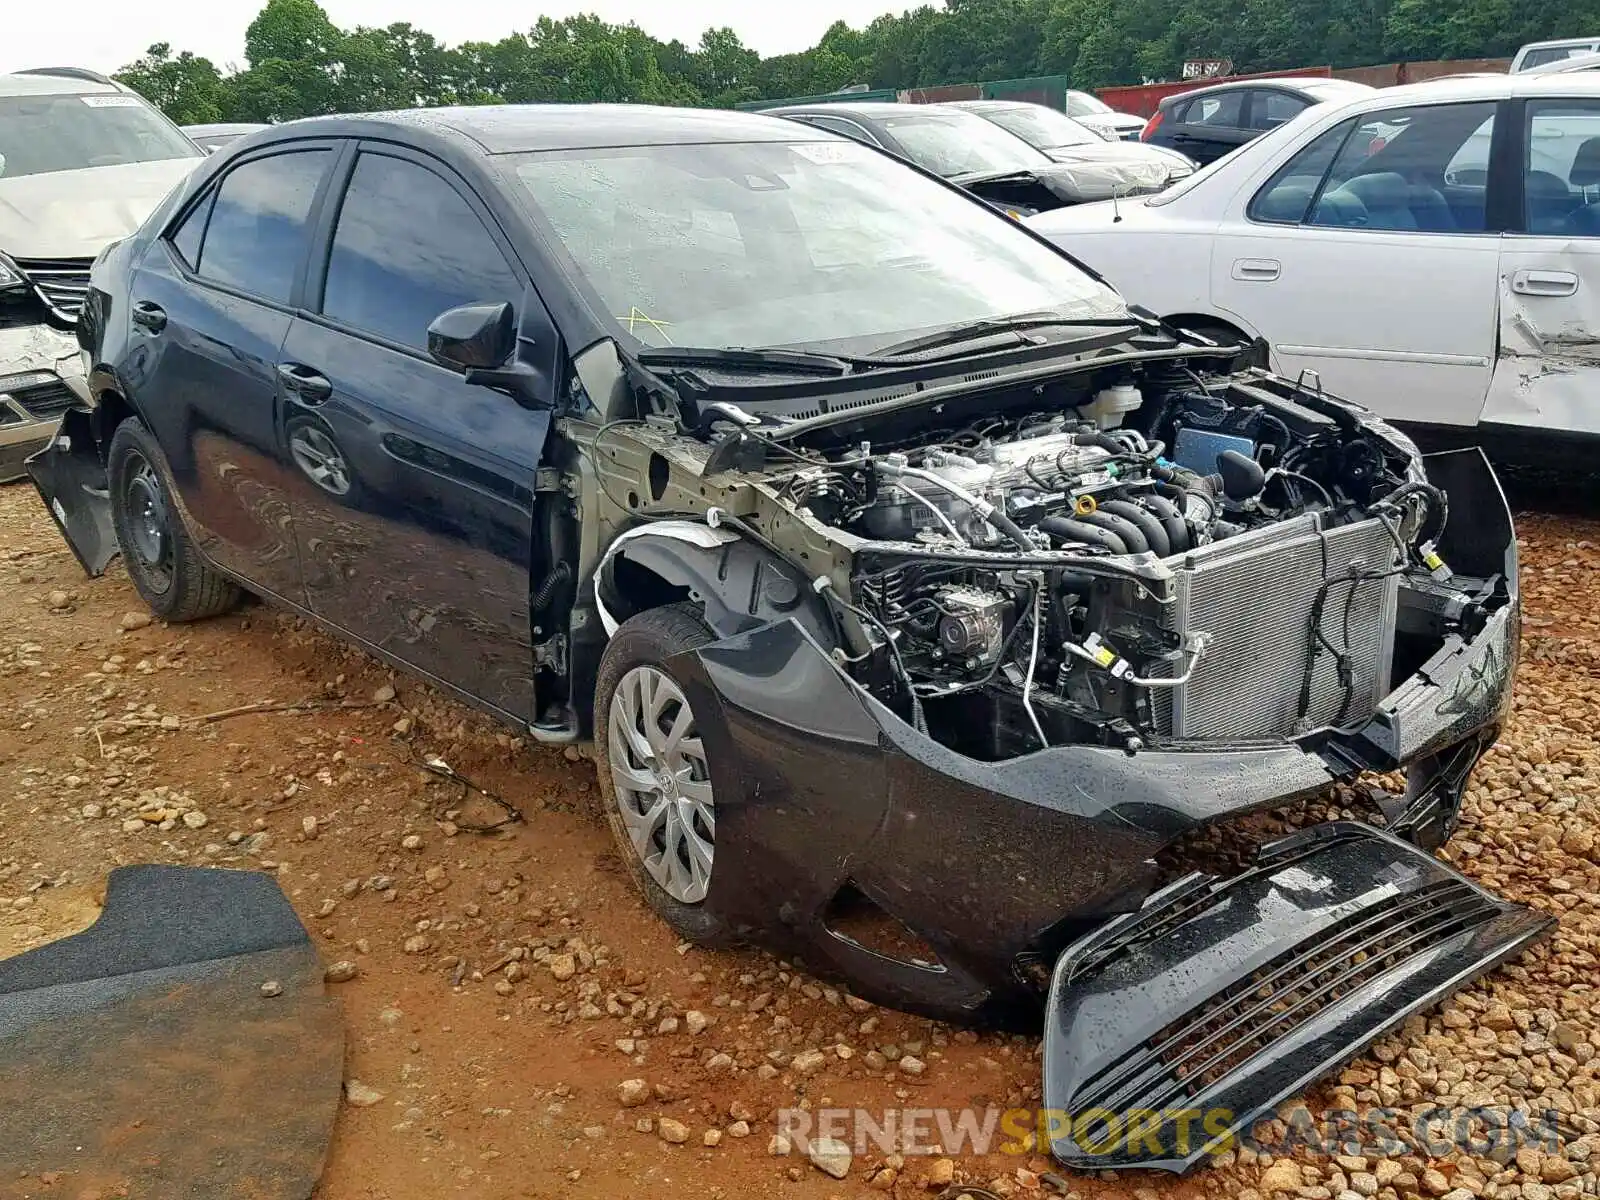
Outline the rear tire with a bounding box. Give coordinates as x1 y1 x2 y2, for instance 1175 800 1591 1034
108 418 240 623
591 603 730 946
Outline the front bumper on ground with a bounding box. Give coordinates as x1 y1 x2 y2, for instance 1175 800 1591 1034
1041 821 1553 1171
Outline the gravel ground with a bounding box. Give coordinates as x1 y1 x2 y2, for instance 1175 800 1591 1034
0 483 1594 1200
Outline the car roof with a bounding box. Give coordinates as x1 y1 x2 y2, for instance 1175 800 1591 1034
1161 76 1370 105
267 103 811 154
766 101 902 120
183 122 272 136
945 99 1040 112
0 68 122 98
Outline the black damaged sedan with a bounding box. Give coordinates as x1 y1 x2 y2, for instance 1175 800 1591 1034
28 104 1550 1172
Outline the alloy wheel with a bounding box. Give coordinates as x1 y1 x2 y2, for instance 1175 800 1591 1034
607 665 715 904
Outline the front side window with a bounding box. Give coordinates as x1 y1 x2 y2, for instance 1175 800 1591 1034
0 90 200 179
322 154 521 352
510 138 1123 355
196 150 329 304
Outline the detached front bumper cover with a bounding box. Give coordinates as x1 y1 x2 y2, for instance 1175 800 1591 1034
1042 822 1554 1172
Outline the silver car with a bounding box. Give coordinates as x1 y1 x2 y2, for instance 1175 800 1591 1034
0 68 201 480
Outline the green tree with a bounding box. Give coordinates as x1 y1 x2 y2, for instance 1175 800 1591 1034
113 43 230 125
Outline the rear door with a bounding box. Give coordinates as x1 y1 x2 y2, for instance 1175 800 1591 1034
1164 90 1253 164
278 144 556 723
126 143 341 599
1209 99 1504 426
1482 95 1600 440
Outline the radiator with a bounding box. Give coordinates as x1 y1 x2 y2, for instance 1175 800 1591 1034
1157 514 1399 740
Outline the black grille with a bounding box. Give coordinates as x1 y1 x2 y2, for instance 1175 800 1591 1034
1069 877 1499 1115
13 257 93 320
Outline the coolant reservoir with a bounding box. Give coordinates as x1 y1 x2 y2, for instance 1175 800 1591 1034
1080 383 1142 429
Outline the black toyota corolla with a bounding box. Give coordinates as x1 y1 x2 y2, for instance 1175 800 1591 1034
28 104 1548 1172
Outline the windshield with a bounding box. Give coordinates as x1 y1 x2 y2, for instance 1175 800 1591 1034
876 110 1054 178
0 92 199 179
1066 91 1114 117
978 105 1102 149
511 139 1123 353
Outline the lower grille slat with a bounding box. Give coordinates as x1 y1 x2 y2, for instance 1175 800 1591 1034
1075 878 1487 1114
1076 878 1484 1113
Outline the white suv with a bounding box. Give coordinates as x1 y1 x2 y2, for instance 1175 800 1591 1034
0 68 201 480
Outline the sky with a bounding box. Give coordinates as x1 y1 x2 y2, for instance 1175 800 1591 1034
2 1 920 77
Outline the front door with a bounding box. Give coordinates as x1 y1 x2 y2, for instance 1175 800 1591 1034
129 145 340 599
278 146 555 723
1482 95 1600 440
1210 99 1504 426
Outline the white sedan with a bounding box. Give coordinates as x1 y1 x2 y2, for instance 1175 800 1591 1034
1028 73 1600 454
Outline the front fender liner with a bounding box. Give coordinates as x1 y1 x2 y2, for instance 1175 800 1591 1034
26 407 117 576
596 522 836 646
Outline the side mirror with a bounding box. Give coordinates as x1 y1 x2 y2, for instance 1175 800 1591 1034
427 300 550 409
428 301 516 371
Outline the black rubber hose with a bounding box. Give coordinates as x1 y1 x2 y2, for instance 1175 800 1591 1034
1100 500 1170 557
1077 509 1149 554
1038 516 1128 554
531 561 573 614
986 507 1038 555
1138 493 1190 554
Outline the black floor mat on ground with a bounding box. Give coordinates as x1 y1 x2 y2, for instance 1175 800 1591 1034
0 866 344 1199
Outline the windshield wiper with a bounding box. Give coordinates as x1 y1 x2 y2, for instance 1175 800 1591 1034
634 345 889 376
871 311 1148 359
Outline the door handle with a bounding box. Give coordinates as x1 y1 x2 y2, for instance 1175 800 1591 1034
277 363 333 403
1232 258 1281 282
130 301 167 333
1511 269 1579 297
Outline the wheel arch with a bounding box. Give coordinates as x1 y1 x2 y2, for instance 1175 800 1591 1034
574 523 838 737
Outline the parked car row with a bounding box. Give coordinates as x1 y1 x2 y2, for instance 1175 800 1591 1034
770 100 1193 215
25 101 1537 1179
1030 70 1600 457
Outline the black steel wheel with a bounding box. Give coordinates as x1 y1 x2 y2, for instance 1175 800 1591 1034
108 418 240 622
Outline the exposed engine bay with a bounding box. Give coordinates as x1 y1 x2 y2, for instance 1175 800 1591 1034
688 362 1506 761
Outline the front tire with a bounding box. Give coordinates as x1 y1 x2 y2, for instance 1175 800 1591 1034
592 603 728 945
108 418 240 623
